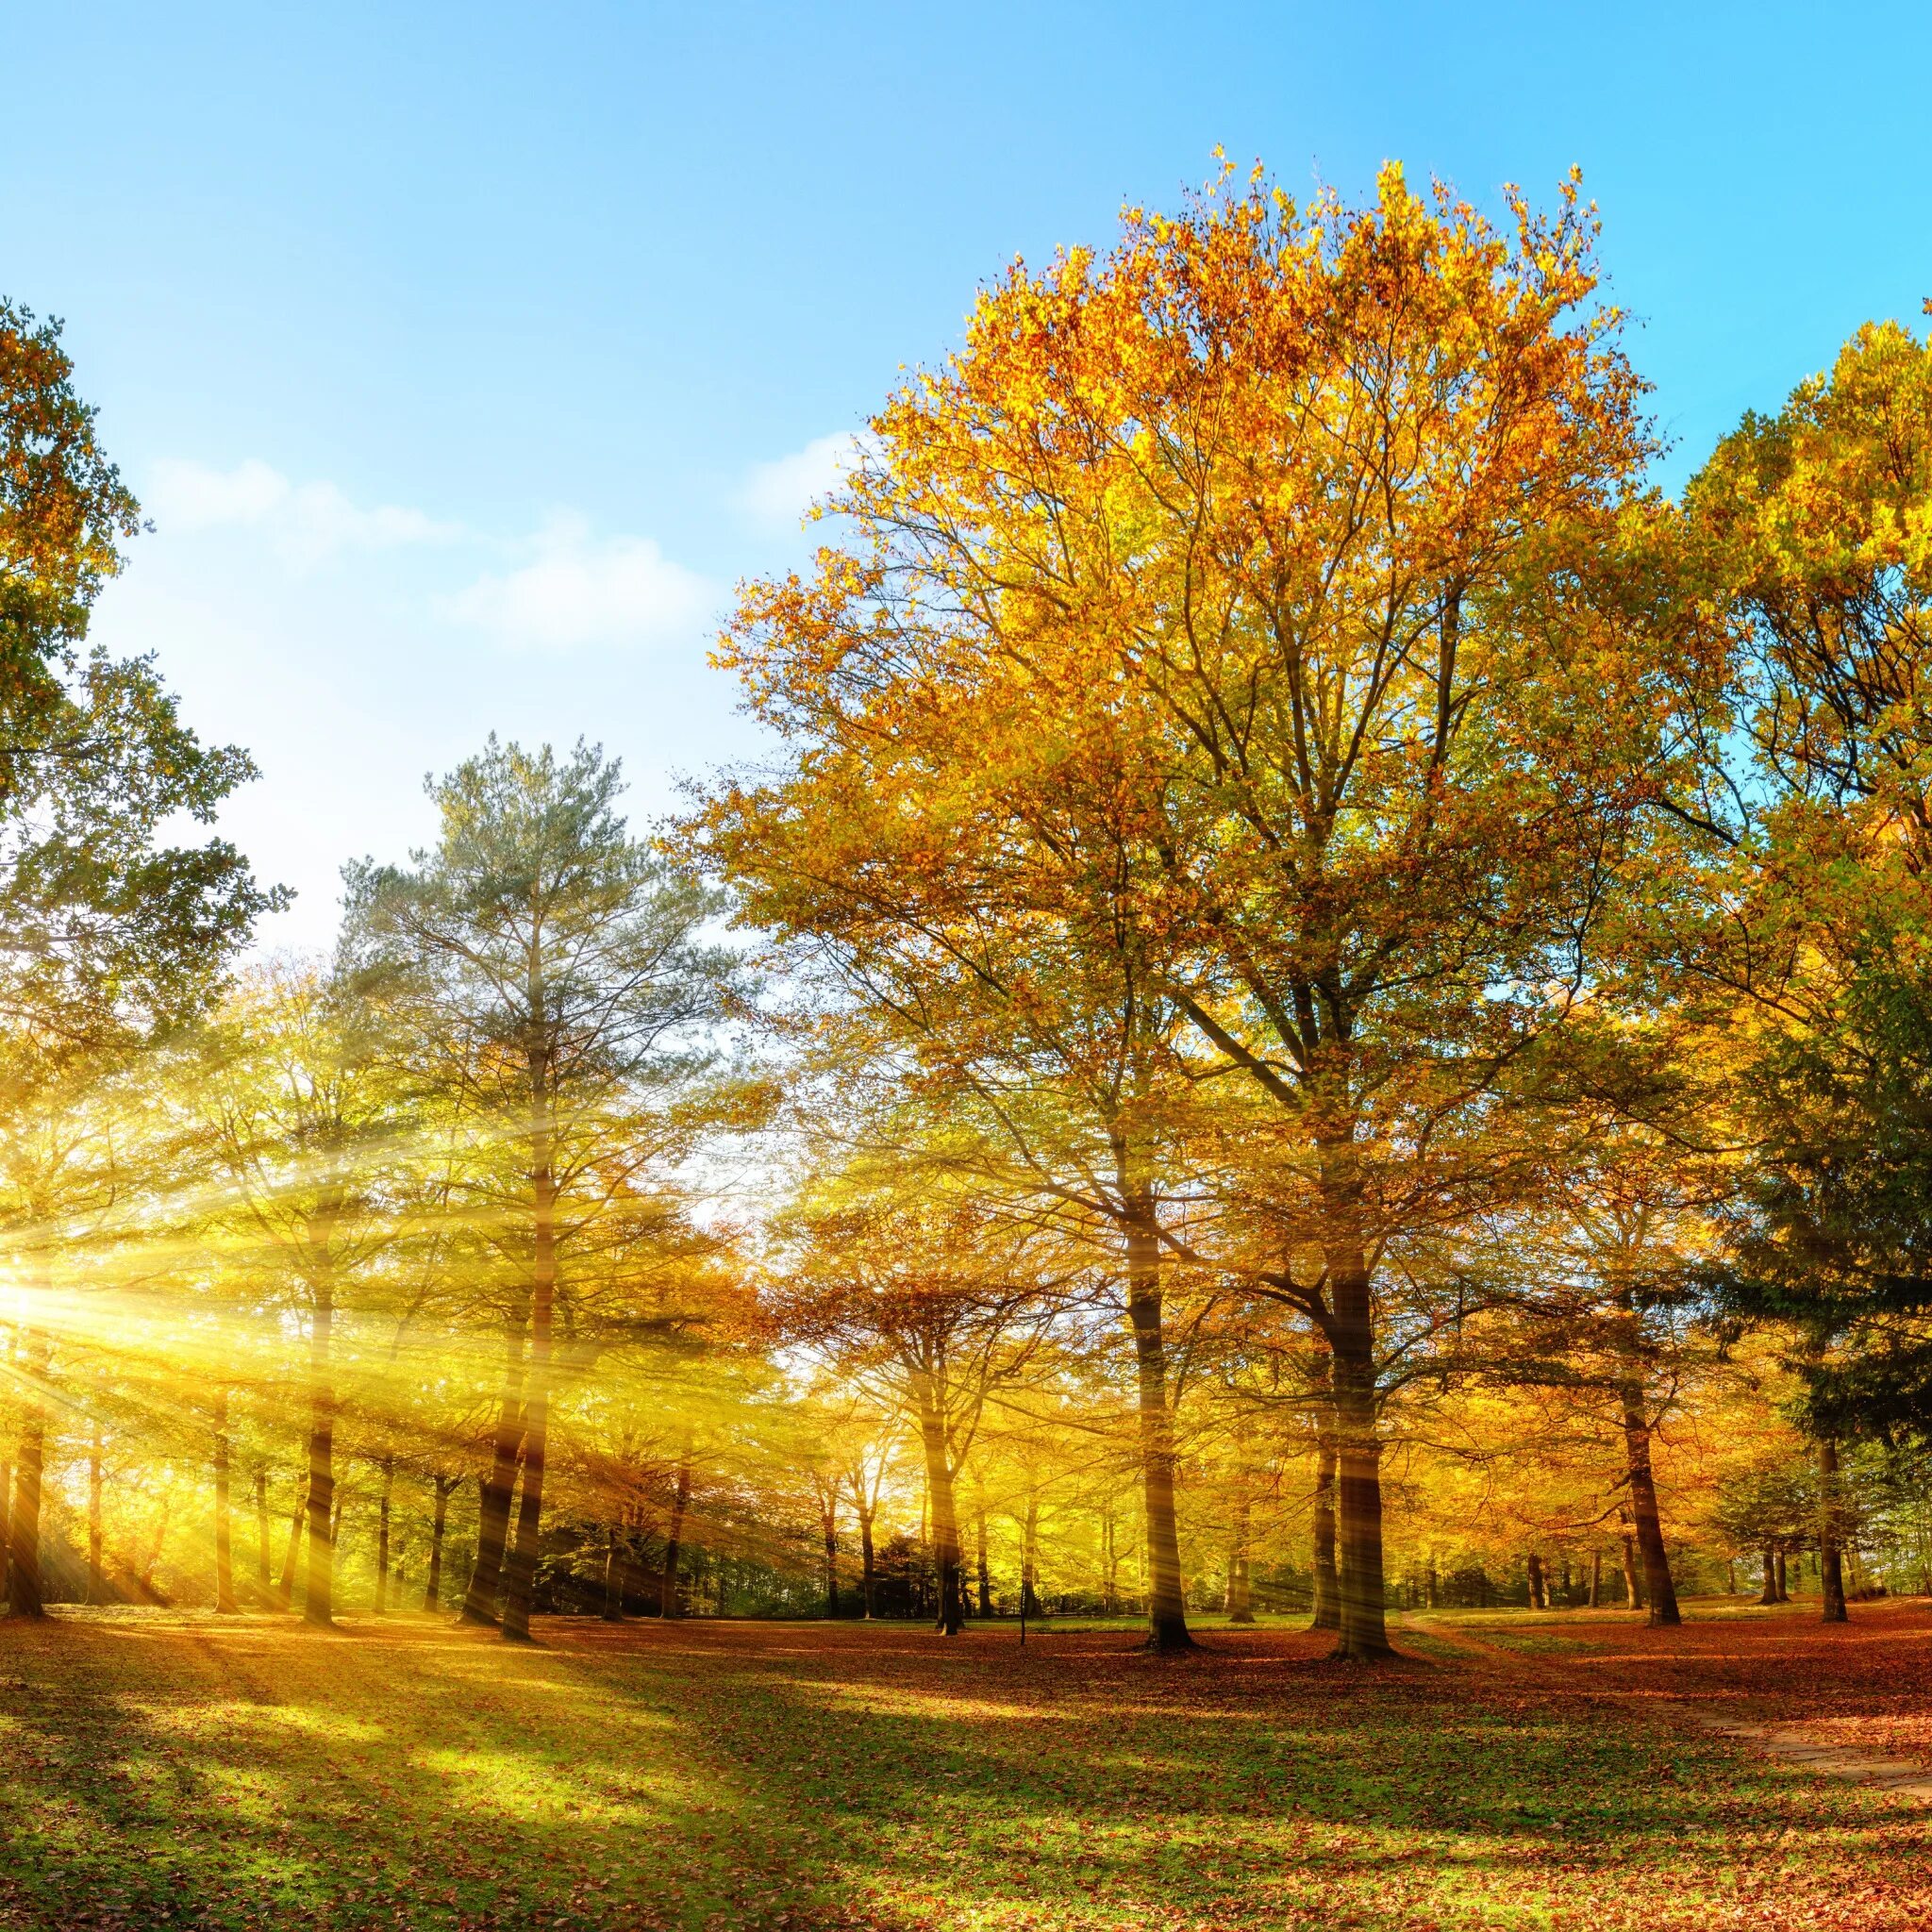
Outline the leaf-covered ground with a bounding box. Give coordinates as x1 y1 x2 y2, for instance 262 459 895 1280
4 1602 1931 1931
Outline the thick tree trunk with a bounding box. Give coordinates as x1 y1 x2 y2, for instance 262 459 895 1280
213 1393 237 1612
1310 1422 1341 1629
912 1387 964 1636
1774 1549 1789 1603
1757 1546 1777 1607
661 1447 691 1619
464 1378 524 1624
1125 1210 1192 1652
254 1468 271 1596
8 1330 50 1618
503 1069 559 1644
1329 1254 1390 1658
1618 1384 1679 1627
427 1477 456 1610
1619 1520 1642 1608
1588 1549 1602 1608
1818 1438 1849 1624
1526 1552 1547 1611
304 1286 336 1628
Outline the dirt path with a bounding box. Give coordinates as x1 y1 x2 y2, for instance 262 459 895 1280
1402 1610 1932 1801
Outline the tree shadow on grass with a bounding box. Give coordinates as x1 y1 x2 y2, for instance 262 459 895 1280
573 1618 1932 1932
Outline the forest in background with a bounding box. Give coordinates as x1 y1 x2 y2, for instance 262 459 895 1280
8 161 1932 1660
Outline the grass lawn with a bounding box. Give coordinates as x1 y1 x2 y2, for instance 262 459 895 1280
4 1602 1932 1930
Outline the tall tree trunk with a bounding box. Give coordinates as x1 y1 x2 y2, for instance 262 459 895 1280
912 1381 964 1636
1775 1549 1789 1603
1619 1518 1642 1608
426 1476 457 1610
861 1507 878 1619
213 1391 237 1612
463 1364 525 1624
254 1468 271 1596
304 1279 336 1628
1758 1546 1778 1607
1587 1549 1601 1608
375 1457 394 1614
277 1479 307 1608
1309 1419 1341 1630
661 1445 691 1619
1526 1551 1546 1611
8 1328 50 1618
503 1066 558 1645
1618 1383 1679 1627
1818 1437 1849 1624
1328 1249 1390 1658
1124 1205 1191 1652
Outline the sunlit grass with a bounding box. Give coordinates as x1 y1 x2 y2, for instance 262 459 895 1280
5 1608 1932 1930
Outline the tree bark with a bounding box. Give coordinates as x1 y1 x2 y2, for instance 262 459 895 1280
1818 1437 1849 1624
1125 1207 1192 1652
303 1280 336 1628
1526 1551 1546 1611
1588 1549 1602 1608
1774 1549 1789 1603
277 1479 307 1608
213 1393 237 1612
1757 1546 1777 1607
427 1476 457 1611
911 1381 964 1636
1618 1384 1679 1626
464 1374 524 1624
1329 1251 1390 1658
660 1446 691 1619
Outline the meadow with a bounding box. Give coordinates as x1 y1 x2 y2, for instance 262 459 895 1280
5 1602 1931 1932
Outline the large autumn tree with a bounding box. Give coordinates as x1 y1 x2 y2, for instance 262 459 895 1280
347 739 734 1641
700 164 1687 1657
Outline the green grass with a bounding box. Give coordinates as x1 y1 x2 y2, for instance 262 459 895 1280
3 1606 1930 1930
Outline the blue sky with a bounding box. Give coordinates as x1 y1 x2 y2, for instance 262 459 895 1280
6 1 1928 944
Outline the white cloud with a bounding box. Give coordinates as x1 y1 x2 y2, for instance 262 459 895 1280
441 511 715 652
738 430 873 531
145 458 465 567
